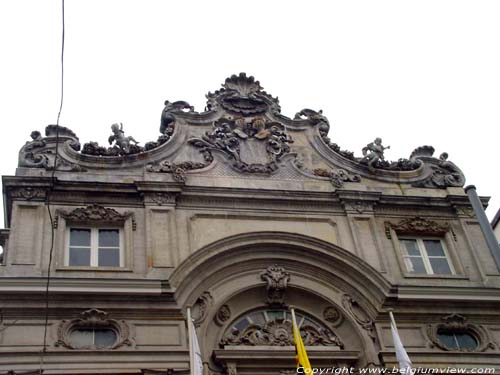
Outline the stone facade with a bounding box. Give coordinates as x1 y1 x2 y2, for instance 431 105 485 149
1 73 499 373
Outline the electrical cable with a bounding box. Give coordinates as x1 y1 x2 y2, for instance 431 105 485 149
39 1 65 373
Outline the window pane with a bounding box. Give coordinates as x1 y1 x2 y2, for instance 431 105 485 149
98 248 120 267
70 228 91 246
70 329 93 348
457 333 478 350
405 256 426 273
437 331 458 349
400 240 420 256
94 329 117 348
99 229 119 247
429 257 452 274
423 240 445 257
69 247 91 266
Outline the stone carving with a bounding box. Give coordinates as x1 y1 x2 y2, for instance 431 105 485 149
342 295 376 341
55 308 131 350
312 168 361 188
226 362 237 375
384 216 455 240
59 204 134 226
10 187 47 201
189 117 292 174
323 306 343 327
45 124 79 139
191 291 214 326
361 138 390 168
146 160 207 183
414 152 465 188
221 317 343 348
148 192 177 206
81 123 143 156
215 305 231 326
19 130 50 168
206 73 281 115
426 314 494 352
108 123 140 154
260 265 290 306
342 200 373 214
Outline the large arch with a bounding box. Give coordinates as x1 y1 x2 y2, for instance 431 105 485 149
170 232 394 372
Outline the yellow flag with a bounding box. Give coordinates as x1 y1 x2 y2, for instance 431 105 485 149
291 309 312 373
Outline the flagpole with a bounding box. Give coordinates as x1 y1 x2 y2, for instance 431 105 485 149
187 307 195 375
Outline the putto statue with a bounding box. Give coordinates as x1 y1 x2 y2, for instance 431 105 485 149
361 137 390 168
108 123 140 154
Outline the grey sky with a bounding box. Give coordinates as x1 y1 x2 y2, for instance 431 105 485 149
1 0 499 227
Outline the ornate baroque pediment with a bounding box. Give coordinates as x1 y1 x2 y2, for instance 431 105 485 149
16 73 466 189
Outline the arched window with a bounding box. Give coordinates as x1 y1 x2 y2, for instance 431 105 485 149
220 308 343 348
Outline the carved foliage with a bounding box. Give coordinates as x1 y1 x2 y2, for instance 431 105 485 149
189 117 293 174
10 187 47 201
384 216 454 240
221 317 343 348
426 314 494 352
59 204 135 229
55 308 131 349
312 168 361 188
146 160 207 183
260 265 290 306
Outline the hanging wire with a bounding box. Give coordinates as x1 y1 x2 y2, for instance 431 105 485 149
39 0 65 373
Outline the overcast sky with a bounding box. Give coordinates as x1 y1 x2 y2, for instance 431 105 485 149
1 0 499 227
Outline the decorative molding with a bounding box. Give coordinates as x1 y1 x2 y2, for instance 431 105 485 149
384 216 456 241
220 315 343 348
58 204 136 230
426 314 494 352
323 306 343 327
260 265 290 306
189 117 292 174
215 305 231 327
146 160 207 183
192 291 214 326
55 308 131 350
341 295 376 341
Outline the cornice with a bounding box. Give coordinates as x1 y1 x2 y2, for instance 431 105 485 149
0 277 171 295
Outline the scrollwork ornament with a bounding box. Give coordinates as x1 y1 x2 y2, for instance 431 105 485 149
188 117 292 174
426 314 494 352
341 294 376 341
220 317 343 348
55 308 132 350
192 291 214 326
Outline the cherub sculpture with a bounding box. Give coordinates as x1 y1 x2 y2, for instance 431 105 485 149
362 137 390 168
108 123 139 154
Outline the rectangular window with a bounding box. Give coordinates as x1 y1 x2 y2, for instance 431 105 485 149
400 238 454 275
67 228 122 267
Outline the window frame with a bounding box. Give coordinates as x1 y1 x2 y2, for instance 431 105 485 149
65 226 124 268
399 237 455 275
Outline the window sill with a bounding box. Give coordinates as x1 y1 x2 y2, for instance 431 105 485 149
56 266 133 272
402 273 468 280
